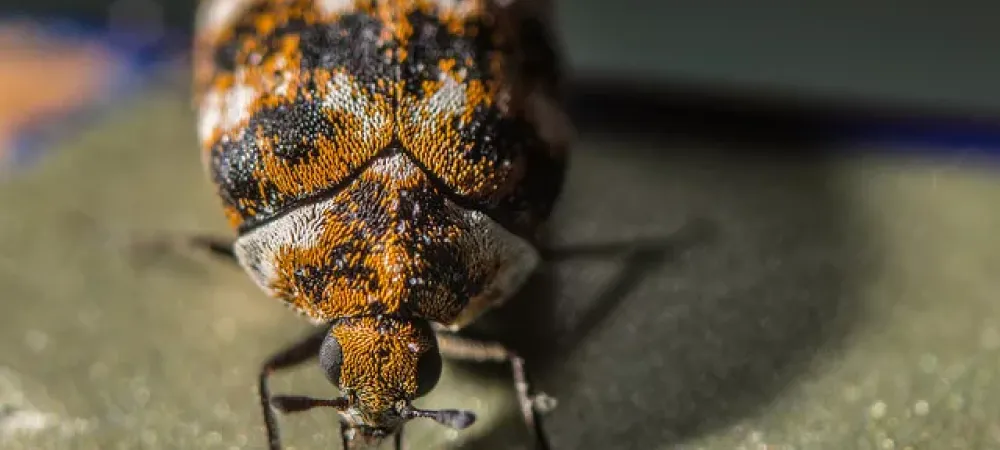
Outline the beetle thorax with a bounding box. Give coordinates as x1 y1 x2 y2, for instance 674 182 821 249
231 150 541 328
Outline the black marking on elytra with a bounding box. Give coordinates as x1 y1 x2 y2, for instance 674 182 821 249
376 320 393 336
453 104 514 165
210 1 282 74
209 1 567 254
212 37 240 73
209 95 339 225
211 2 393 87
401 9 497 97
297 13 392 85
417 237 482 304
291 265 331 306
367 300 388 316
392 8 565 236
210 134 277 222
261 95 339 165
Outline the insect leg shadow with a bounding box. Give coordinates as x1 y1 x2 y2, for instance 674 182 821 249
539 218 716 356
436 218 716 449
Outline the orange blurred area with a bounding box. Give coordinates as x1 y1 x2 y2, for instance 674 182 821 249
0 22 117 164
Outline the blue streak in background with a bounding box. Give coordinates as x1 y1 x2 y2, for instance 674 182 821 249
3 15 186 173
831 117 1000 159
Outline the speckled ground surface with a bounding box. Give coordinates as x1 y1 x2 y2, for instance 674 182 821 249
1 76 999 450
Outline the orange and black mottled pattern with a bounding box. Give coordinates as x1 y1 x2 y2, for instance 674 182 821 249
195 0 568 238
330 316 440 423
234 149 537 324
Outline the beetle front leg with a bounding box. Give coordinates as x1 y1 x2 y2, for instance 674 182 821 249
434 331 555 450
131 233 237 264
258 327 329 450
394 424 404 450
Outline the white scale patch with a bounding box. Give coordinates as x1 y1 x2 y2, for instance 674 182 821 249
271 55 293 97
431 74 467 115
196 0 257 35
445 208 540 330
234 200 331 303
428 0 485 19
198 78 258 146
367 152 420 177
316 0 358 15
323 72 389 142
411 74 467 129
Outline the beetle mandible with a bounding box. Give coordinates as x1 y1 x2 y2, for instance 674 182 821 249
189 0 573 448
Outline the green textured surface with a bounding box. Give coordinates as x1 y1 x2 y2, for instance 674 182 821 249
1 80 999 450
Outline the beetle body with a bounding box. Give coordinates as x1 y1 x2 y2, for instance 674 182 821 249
192 0 571 446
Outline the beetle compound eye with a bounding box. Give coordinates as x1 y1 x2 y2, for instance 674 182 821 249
414 348 442 398
319 331 344 386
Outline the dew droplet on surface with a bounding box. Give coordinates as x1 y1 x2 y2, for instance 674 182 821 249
870 401 887 419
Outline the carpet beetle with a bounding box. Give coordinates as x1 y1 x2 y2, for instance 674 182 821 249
191 0 572 448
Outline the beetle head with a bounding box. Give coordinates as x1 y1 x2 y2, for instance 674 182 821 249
269 316 475 447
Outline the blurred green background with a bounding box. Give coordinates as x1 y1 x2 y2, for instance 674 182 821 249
5 0 1000 115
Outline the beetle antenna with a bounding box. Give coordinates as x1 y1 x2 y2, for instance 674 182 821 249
270 395 348 414
403 407 476 429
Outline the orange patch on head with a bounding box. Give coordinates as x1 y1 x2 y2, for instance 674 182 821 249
331 316 438 419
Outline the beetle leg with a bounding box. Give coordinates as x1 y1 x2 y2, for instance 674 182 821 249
394 425 404 450
132 233 237 263
182 234 237 261
258 327 329 450
536 220 716 354
434 332 554 450
339 422 351 449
